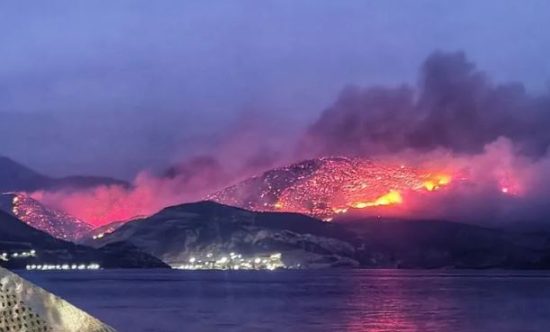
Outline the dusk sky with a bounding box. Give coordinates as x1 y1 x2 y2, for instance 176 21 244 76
1 0 549 179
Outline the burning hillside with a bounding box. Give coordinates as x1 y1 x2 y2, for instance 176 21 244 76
17 52 550 228
0 193 92 241
24 138 533 228
208 157 455 221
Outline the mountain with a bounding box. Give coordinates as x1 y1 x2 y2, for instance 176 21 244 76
339 218 550 269
84 219 128 239
0 205 65 246
85 201 359 268
0 156 129 192
208 156 450 221
85 201 550 269
82 218 137 242
0 209 169 269
0 193 93 241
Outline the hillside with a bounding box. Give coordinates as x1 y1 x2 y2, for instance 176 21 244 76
0 193 93 241
340 218 550 268
85 201 358 268
85 200 550 269
0 210 168 269
208 156 451 221
0 156 129 192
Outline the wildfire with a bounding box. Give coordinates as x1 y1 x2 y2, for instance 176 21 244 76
4 193 93 241
210 157 455 221
496 171 522 196
351 190 403 209
422 174 452 191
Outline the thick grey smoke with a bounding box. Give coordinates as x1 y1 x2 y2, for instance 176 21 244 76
302 51 550 158
29 51 550 227
294 51 550 227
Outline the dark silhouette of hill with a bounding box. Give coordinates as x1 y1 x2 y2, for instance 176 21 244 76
87 201 550 269
0 209 168 269
0 156 129 192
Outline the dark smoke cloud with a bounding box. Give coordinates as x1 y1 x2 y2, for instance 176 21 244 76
30 51 550 227
302 51 550 158
293 51 550 226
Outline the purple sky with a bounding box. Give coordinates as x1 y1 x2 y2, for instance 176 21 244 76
1 0 549 179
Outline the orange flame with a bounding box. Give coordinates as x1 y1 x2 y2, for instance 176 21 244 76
351 190 403 209
211 158 458 221
422 174 452 191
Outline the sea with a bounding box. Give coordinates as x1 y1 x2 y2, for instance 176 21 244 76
19 269 550 332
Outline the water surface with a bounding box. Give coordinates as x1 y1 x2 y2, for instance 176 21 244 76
20 269 550 332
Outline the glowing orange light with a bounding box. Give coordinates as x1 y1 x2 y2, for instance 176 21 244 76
438 175 451 185
497 172 521 196
422 174 452 191
423 181 436 191
351 190 403 209
211 157 459 221
332 207 349 214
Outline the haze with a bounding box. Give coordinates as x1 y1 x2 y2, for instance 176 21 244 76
1 0 549 179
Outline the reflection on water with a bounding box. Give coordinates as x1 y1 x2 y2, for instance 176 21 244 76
343 271 431 332
20 269 550 332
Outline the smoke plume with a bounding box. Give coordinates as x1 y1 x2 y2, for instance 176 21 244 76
31 51 550 227
301 51 550 158
29 113 296 226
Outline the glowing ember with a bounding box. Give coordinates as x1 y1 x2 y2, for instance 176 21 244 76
422 174 451 191
496 171 522 196
209 157 454 220
1 193 93 241
351 190 403 209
